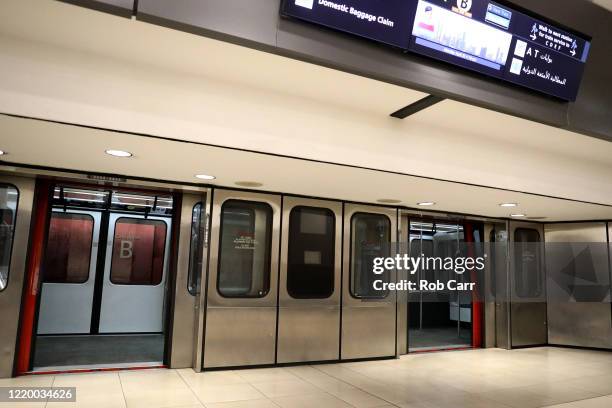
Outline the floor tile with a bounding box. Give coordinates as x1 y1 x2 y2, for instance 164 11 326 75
250 378 321 398
204 399 279 408
191 383 265 404
273 393 355 408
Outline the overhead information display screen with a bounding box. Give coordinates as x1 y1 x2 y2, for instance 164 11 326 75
409 0 591 101
281 0 415 49
281 0 591 101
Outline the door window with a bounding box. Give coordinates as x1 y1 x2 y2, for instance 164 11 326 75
287 206 335 299
110 218 167 285
188 203 205 295
514 228 542 298
350 213 391 299
0 185 18 291
217 200 272 298
43 213 94 284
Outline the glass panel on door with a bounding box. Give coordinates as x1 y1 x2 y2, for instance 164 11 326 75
287 206 335 299
0 184 19 292
350 213 391 299
218 200 272 298
110 218 167 285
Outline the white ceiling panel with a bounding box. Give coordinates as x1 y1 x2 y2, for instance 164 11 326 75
1 115 610 222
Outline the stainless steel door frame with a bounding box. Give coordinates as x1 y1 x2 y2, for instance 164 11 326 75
169 191 210 369
277 196 342 363
341 204 397 360
397 212 409 355
0 175 34 378
483 221 509 349
509 221 547 347
203 189 281 368
193 190 212 372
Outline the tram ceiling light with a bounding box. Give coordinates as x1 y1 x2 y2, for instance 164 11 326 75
499 203 518 207
195 174 216 180
417 202 436 206
0 150 6 156
105 149 133 158
510 214 527 218
377 199 402 204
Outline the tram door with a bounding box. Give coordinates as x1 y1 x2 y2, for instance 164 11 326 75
341 204 397 360
98 213 171 333
34 186 174 369
37 210 101 334
509 221 547 347
277 197 342 363
204 190 281 368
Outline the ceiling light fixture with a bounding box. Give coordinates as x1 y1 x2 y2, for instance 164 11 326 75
510 214 527 218
499 203 518 207
195 174 216 180
377 199 402 204
417 202 436 206
105 149 133 158
0 150 6 156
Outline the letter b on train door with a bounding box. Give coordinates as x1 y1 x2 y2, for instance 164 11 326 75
120 240 133 259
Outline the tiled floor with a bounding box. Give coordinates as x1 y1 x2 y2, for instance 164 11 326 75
3 347 612 407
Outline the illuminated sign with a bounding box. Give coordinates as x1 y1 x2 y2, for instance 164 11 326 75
281 0 591 101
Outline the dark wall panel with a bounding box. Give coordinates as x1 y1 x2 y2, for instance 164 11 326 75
137 0 279 47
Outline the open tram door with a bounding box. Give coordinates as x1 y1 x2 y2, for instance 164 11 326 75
400 213 486 353
16 182 179 373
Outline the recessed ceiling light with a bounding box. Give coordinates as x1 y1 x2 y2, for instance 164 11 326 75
417 202 436 206
105 149 133 158
0 150 6 156
235 181 263 188
500 203 518 207
510 214 527 218
195 174 216 180
377 199 401 204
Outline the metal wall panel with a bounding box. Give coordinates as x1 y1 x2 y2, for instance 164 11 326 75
203 190 281 368
545 223 612 349
137 0 279 46
509 221 547 347
0 175 34 378
341 204 397 360
277 197 342 364
58 0 134 18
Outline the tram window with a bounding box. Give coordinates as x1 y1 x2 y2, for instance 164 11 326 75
350 213 391 299
43 213 94 284
110 218 167 285
188 203 205 296
287 206 335 299
514 228 542 298
0 185 18 291
218 200 272 298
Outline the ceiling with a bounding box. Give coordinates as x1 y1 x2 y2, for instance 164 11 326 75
1 114 611 222
0 0 611 222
